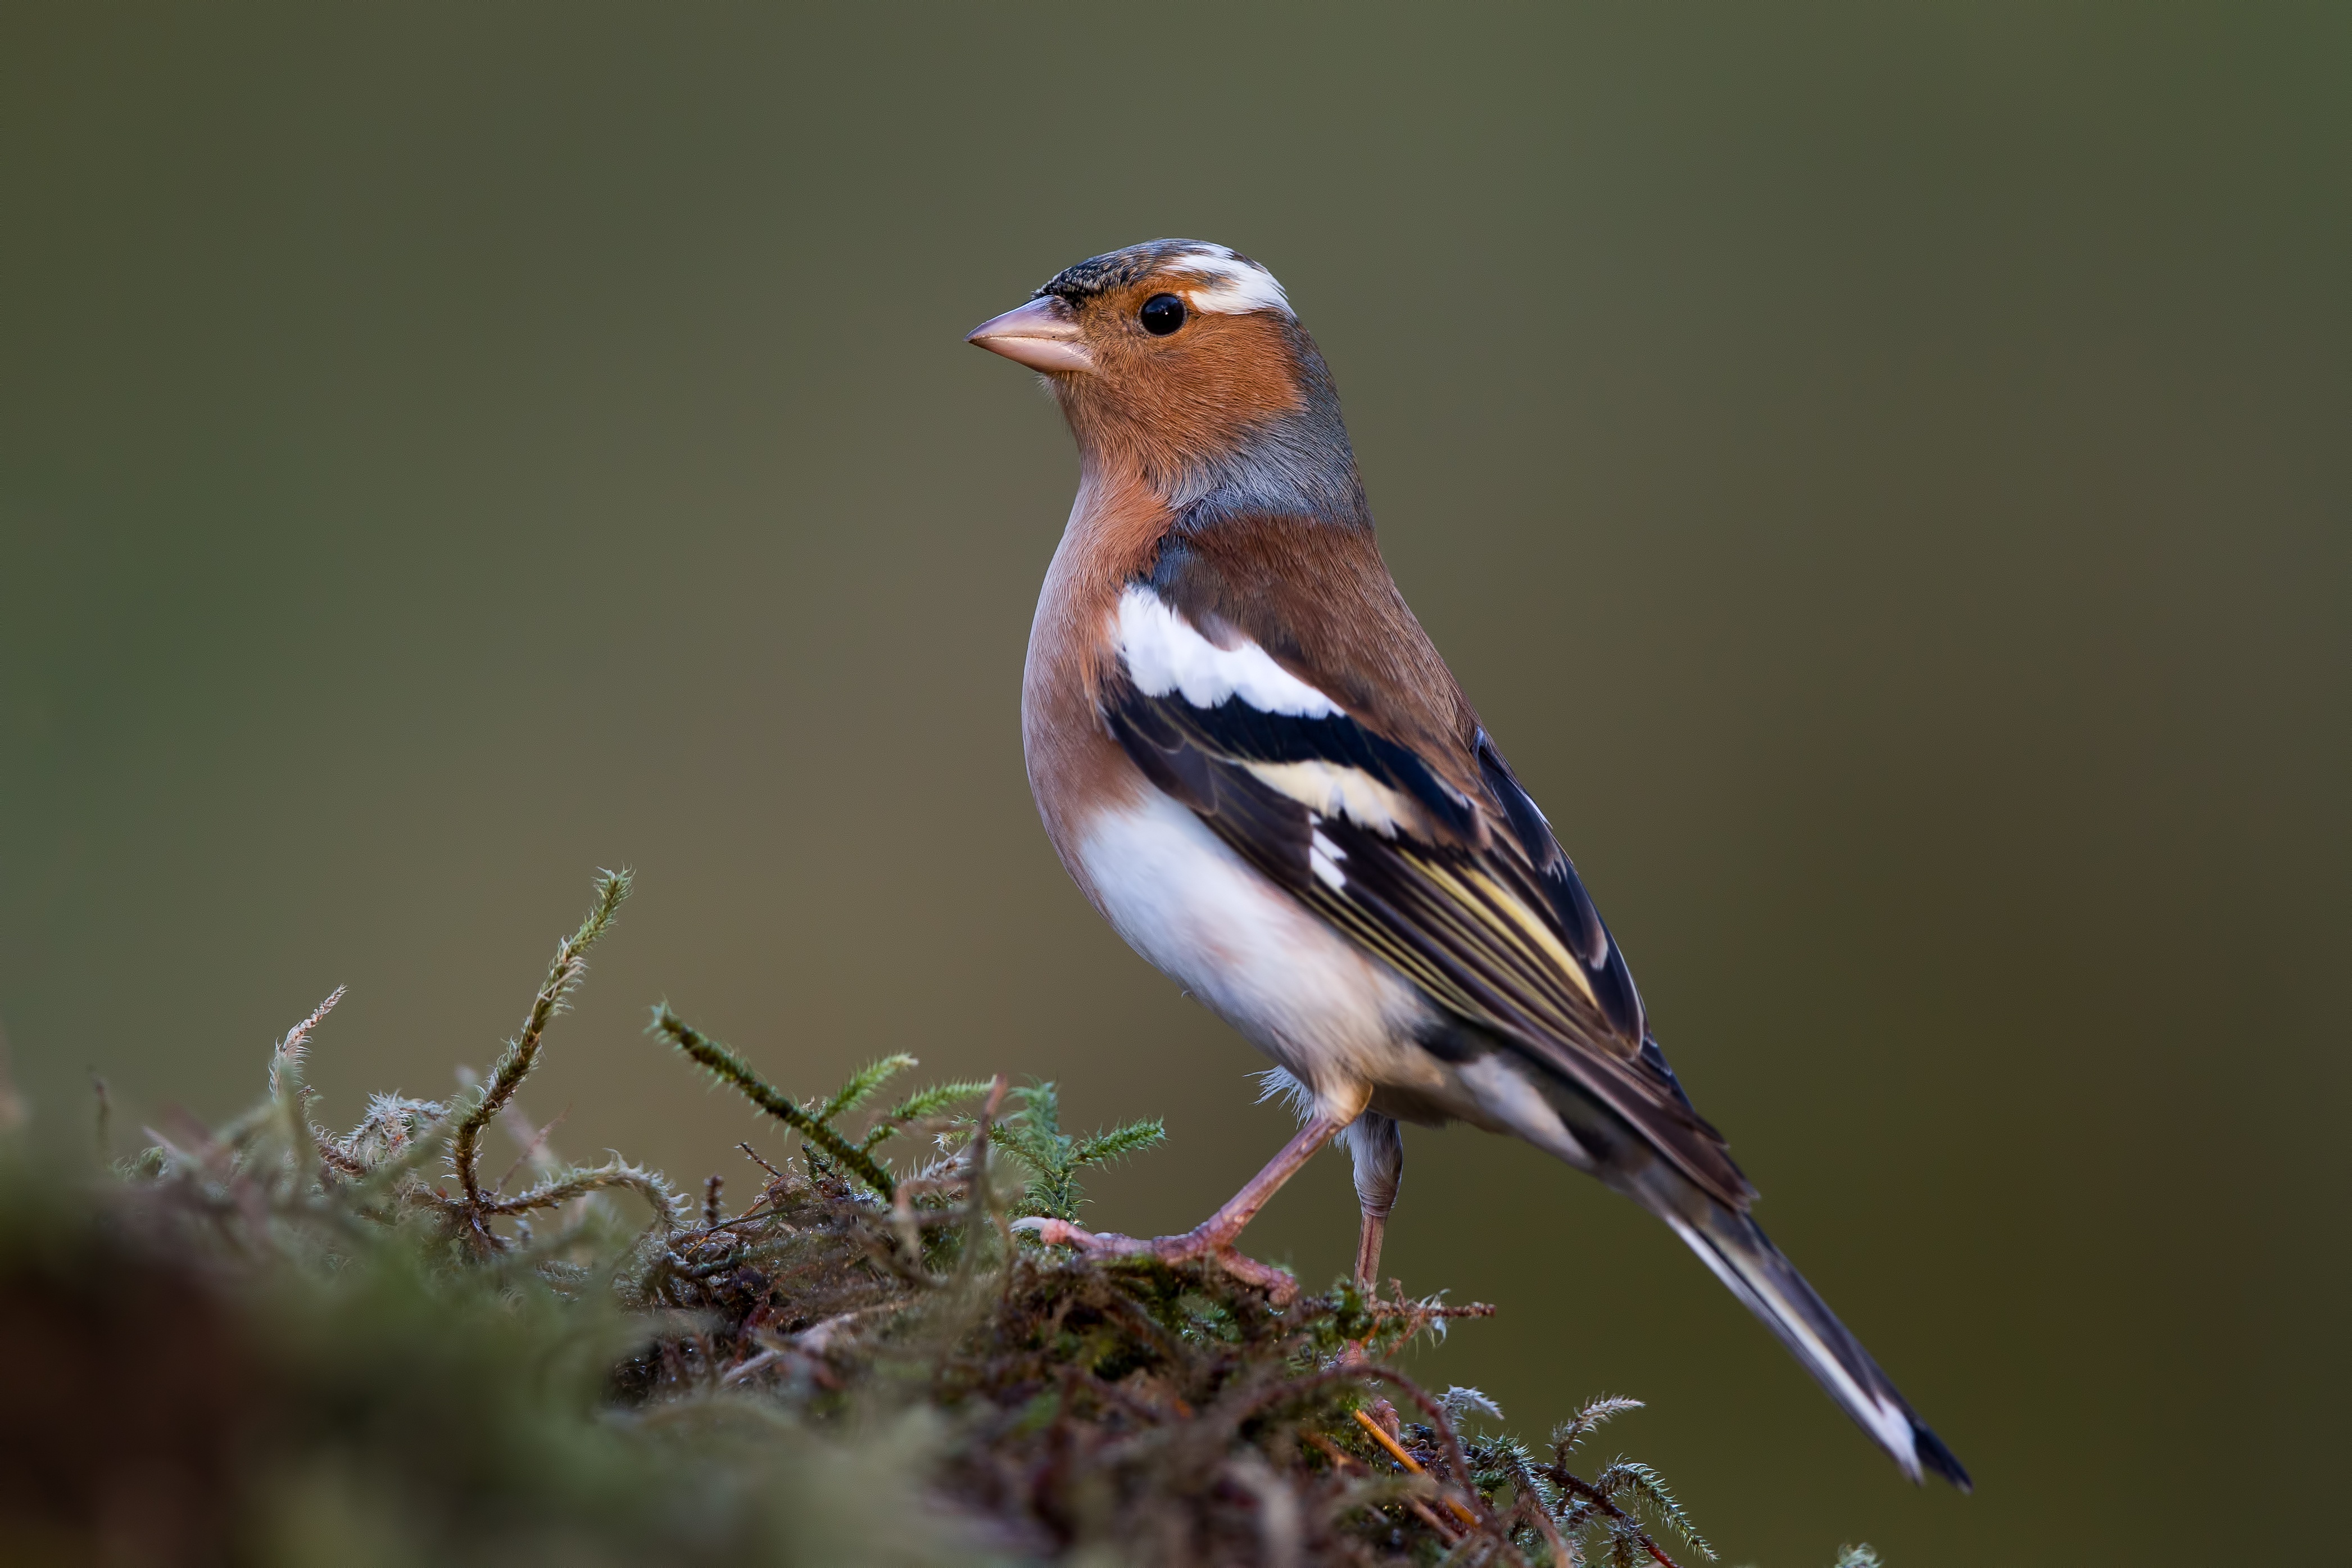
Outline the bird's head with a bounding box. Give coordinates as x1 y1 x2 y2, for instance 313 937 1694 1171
968 239 1366 524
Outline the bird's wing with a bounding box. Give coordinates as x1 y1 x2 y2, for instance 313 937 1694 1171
1103 575 1753 1210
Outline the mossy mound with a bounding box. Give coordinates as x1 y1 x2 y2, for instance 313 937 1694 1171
0 872 1778 1568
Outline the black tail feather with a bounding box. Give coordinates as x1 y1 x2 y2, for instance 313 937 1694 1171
1630 1163 1970 1489
1477 1045 1969 1487
1912 1421 1974 1492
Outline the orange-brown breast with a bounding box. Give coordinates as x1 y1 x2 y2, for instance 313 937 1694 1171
1020 459 1170 900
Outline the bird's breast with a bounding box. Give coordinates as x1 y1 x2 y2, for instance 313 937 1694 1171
1020 478 1158 898
1068 783 1444 1116
1018 468 1453 1116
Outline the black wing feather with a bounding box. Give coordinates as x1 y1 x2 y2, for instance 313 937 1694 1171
1104 667 1751 1208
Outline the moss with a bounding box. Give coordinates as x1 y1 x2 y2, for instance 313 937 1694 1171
0 872 1871 1568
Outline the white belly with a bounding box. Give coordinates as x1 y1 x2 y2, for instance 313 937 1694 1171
1072 786 1448 1118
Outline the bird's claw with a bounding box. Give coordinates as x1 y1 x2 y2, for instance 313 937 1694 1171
1007 1216 1137 1253
1007 1218 1297 1304
1203 1244 1299 1305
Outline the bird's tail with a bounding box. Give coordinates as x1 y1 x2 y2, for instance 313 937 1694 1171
1625 1159 1972 1490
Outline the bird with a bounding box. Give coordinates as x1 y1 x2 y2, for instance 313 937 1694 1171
965 238 1969 1489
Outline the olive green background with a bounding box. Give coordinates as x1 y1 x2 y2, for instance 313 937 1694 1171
3 5 2345 1562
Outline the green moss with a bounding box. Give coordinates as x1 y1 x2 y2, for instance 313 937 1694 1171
0 872 1874 1568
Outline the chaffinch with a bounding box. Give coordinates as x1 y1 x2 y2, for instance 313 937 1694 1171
967 239 1968 1489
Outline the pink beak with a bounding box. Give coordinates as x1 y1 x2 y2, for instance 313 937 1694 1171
965 295 1093 374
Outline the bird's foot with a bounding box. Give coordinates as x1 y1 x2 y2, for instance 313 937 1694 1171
1010 1217 1298 1304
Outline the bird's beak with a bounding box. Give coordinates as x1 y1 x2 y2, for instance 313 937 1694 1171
965 296 1092 373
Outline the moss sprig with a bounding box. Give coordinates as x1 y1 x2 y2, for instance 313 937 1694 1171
451 868 629 1216
991 1078 1166 1222
647 1005 904 1199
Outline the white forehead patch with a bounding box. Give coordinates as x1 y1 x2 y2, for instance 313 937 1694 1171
1168 243 1293 318
1117 584 1335 716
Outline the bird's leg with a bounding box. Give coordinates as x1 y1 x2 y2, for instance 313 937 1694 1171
1014 1112 1347 1295
1353 1210 1390 1293
1333 1113 1400 1370
1343 1111 1403 1293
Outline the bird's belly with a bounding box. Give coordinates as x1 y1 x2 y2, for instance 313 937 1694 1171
1072 786 1448 1117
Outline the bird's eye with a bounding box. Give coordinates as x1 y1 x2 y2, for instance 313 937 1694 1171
1139 293 1186 336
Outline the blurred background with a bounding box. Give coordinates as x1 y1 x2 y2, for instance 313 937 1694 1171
2 4 2345 1562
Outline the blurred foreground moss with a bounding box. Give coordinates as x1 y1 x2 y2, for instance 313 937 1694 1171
0 873 1856 1567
